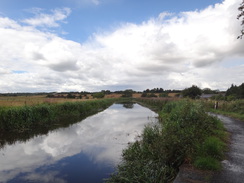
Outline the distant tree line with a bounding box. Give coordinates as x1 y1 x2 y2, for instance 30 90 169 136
225 83 244 99
0 92 52 97
143 88 181 93
3 83 243 101
181 83 244 100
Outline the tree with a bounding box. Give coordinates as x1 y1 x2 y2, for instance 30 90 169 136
226 83 244 99
202 88 218 94
238 0 244 39
182 85 202 99
93 92 105 98
121 89 133 98
67 93 76 99
141 92 148 97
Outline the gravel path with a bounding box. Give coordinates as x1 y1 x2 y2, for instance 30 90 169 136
210 114 244 183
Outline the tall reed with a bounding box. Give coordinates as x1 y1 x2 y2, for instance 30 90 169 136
0 99 116 132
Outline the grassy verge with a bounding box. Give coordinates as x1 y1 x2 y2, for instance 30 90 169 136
203 99 244 121
0 98 116 132
134 97 177 112
106 99 227 183
209 110 244 121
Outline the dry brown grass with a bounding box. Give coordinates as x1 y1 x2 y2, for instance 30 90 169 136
104 93 122 98
0 94 125 107
0 93 180 107
132 93 142 98
168 93 180 97
0 95 95 107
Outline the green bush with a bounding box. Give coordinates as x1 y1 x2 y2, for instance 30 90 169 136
107 100 226 182
92 92 105 98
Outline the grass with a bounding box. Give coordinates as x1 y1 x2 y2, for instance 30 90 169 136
0 98 116 132
106 99 227 183
135 97 177 112
0 93 142 107
193 157 221 170
0 95 100 107
193 136 226 170
203 99 244 121
210 110 244 121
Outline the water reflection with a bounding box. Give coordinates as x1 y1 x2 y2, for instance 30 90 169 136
0 103 157 183
122 102 134 109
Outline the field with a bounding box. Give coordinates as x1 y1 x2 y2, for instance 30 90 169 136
0 94 122 107
0 93 178 107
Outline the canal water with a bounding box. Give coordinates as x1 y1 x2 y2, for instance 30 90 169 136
0 103 157 183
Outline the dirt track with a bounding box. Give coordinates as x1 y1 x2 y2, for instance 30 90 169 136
210 114 244 183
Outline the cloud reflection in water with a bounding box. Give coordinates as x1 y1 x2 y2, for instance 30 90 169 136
0 103 157 183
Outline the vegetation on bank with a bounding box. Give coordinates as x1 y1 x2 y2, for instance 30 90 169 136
203 99 244 121
135 98 177 112
106 99 227 183
0 99 116 132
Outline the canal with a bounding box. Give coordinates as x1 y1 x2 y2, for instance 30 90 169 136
0 103 157 183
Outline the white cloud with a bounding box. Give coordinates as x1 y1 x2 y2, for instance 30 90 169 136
22 8 71 27
0 0 243 92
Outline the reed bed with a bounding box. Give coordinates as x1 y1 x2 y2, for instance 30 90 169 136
0 99 116 132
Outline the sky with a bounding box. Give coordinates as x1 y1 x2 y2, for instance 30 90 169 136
0 0 243 92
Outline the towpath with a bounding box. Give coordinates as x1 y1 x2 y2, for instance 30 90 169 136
210 114 244 183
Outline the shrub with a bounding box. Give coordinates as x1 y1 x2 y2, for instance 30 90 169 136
141 92 148 97
159 93 168 98
121 90 133 98
92 92 105 98
107 100 226 182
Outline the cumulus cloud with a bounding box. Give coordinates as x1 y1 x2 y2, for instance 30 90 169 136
0 0 243 92
22 8 71 27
